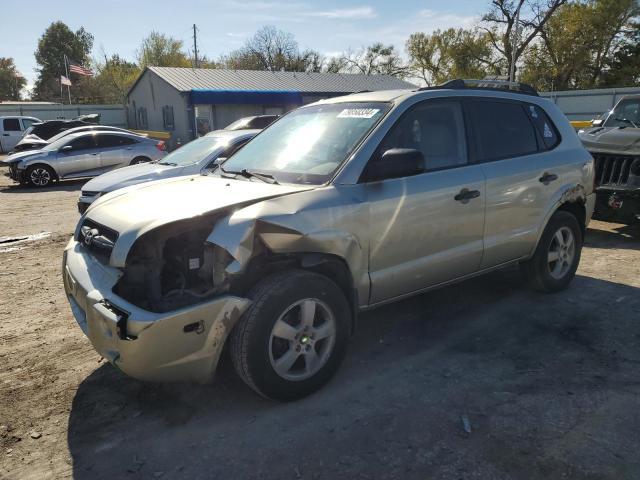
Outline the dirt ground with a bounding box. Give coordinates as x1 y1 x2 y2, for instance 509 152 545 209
1 163 640 480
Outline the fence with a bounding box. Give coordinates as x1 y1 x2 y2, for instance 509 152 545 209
540 86 640 121
0 104 126 127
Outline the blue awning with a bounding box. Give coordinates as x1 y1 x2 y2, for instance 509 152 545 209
190 89 304 105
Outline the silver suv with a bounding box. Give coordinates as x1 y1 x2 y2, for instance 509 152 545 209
63 80 595 401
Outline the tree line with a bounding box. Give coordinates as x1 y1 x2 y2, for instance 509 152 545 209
0 0 638 104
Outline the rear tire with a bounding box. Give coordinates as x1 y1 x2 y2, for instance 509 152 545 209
26 164 55 188
230 270 351 401
521 210 582 292
130 156 150 165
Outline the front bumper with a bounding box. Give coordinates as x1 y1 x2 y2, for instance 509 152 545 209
5 164 24 183
593 188 640 225
77 192 102 214
62 239 250 383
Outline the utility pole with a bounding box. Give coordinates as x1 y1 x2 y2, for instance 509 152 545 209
192 24 199 68
509 3 522 83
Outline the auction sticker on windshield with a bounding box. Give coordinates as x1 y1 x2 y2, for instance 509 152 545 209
337 108 380 119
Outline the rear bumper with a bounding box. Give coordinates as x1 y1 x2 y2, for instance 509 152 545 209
62 239 250 383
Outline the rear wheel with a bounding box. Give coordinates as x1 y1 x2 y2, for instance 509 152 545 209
130 156 150 165
521 210 582 292
230 270 351 401
26 165 55 187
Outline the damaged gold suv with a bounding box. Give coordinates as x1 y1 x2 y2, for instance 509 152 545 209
63 80 595 401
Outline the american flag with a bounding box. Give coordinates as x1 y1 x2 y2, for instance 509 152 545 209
67 58 93 77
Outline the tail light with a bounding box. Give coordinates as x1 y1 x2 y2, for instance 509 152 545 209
156 141 166 151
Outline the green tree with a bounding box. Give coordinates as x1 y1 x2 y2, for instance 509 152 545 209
601 21 640 87
32 21 93 101
482 0 568 78
137 32 191 68
521 0 639 90
406 29 497 85
71 55 141 104
0 58 26 101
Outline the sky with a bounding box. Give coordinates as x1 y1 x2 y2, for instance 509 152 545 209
2 0 487 90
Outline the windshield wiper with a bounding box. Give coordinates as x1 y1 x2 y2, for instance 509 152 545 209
614 117 639 128
157 161 178 166
220 167 279 184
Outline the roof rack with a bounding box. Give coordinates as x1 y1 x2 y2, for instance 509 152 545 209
418 79 539 97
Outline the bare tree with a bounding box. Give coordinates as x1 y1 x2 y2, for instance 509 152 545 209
482 0 568 78
337 43 409 78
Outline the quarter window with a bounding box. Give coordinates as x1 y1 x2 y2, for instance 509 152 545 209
526 104 560 150
378 100 468 172
467 100 538 162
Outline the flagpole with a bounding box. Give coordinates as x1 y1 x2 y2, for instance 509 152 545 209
64 54 72 105
60 78 65 118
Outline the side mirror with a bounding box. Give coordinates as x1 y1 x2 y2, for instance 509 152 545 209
591 118 603 127
205 157 226 170
60 145 73 153
366 148 425 182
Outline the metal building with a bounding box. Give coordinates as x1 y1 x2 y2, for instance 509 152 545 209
126 67 415 148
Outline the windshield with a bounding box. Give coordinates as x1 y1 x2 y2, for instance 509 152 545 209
604 99 640 128
225 118 252 130
221 102 390 184
157 136 229 166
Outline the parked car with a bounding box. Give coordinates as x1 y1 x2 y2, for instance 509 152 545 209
77 129 259 214
578 94 640 224
0 116 41 153
225 114 279 130
63 79 595 401
14 125 139 153
3 131 166 187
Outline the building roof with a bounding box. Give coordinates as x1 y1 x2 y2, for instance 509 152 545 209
143 66 415 94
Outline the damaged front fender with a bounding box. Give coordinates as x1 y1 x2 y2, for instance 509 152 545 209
207 185 370 303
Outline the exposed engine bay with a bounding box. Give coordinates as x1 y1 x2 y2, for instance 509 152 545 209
113 217 235 312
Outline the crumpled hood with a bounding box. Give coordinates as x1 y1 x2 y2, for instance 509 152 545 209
83 174 314 267
82 162 176 193
579 127 640 154
1 149 50 164
16 134 47 147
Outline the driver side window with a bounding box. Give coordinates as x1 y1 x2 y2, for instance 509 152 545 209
68 136 97 151
366 100 468 182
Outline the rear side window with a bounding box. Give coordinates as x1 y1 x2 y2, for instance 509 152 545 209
467 100 538 162
525 104 560 150
3 119 21 131
97 134 136 148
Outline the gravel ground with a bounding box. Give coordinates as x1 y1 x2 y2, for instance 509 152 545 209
1 166 639 480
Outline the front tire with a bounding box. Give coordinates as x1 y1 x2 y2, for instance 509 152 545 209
521 210 583 292
230 270 351 401
26 165 55 187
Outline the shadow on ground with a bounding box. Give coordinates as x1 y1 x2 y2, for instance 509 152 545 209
0 178 87 193
67 261 640 479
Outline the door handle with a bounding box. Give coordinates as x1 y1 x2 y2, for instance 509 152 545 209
539 172 558 184
454 188 481 203
2 133 9 136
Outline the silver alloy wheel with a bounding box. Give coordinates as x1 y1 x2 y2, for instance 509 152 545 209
30 167 51 186
268 298 336 381
547 226 575 280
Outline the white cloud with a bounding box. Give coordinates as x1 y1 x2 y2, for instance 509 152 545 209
304 6 377 20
